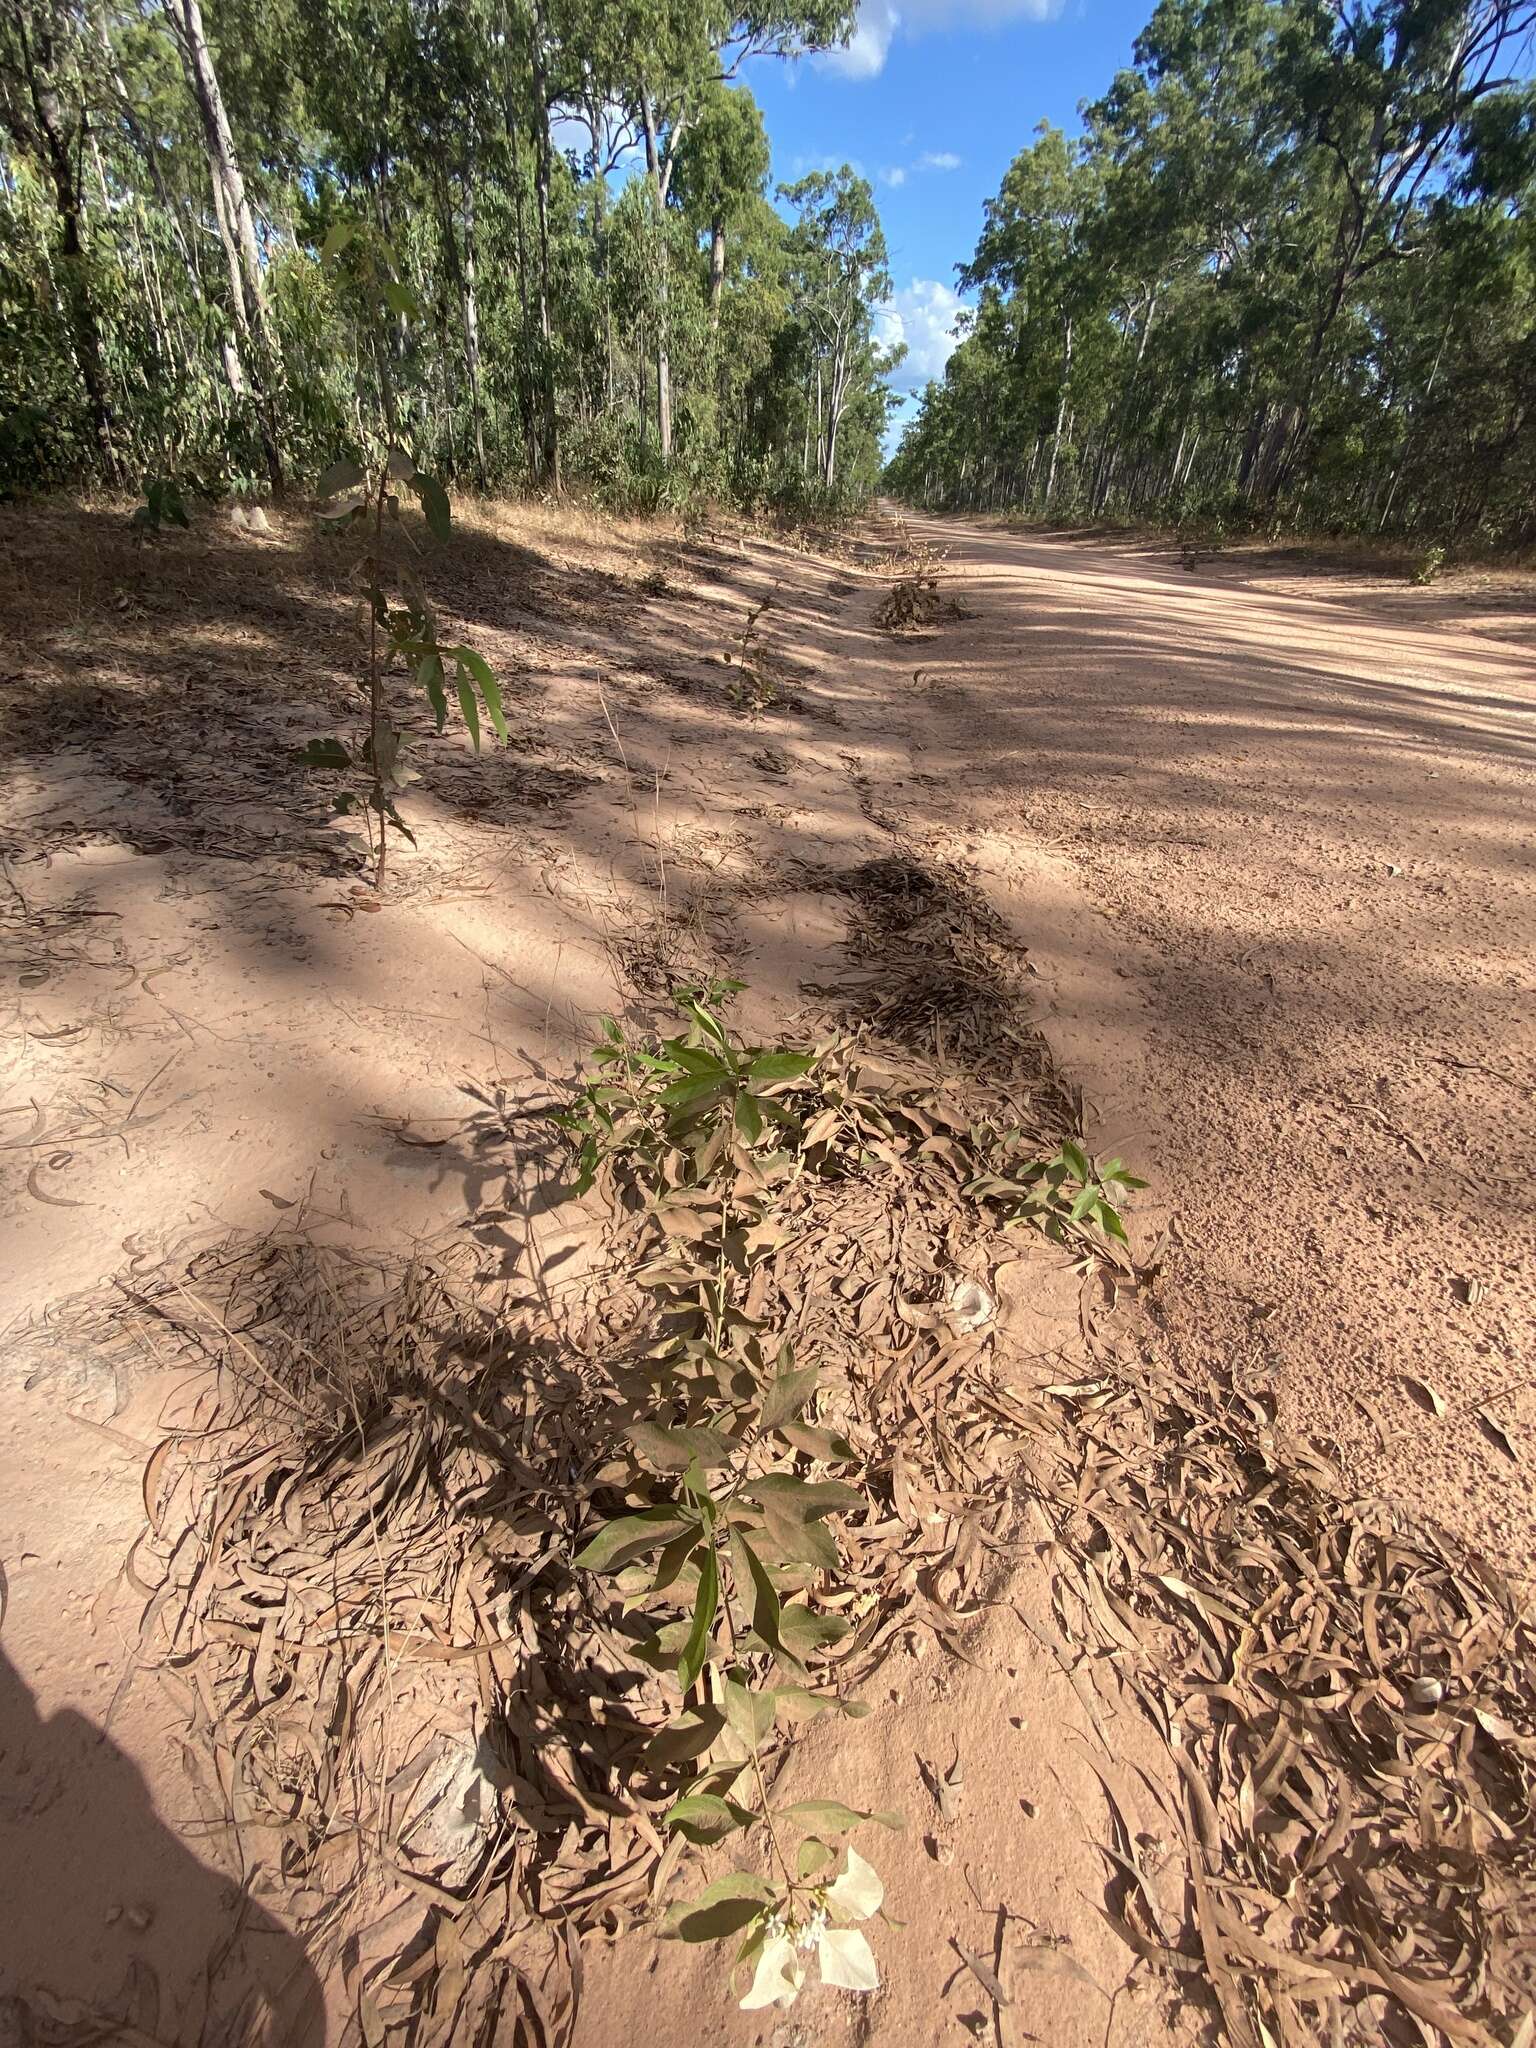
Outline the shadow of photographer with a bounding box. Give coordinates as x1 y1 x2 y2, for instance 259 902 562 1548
0 1649 323 2046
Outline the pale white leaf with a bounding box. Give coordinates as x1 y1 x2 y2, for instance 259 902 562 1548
825 1845 883 1922
818 1927 879 1993
740 1935 804 2011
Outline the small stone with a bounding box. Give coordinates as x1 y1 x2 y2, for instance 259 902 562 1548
125 1905 154 1933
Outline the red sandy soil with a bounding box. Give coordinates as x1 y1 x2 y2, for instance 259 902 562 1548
1 498 1530 2044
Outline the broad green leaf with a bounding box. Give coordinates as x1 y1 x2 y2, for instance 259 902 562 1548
642 1706 725 1769
748 1051 815 1084
630 1420 735 1474
782 1800 902 1832
294 736 351 769
383 277 421 321
735 1091 764 1143
677 1542 719 1692
455 675 481 752
573 1506 692 1572
417 652 447 730
777 1603 850 1660
731 1532 799 1672
651 1527 701 1598
446 645 507 744
779 1422 857 1463
1098 1199 1129 1243
630 1618 691 1670
320 221 355 268
759 1504 840 1572
658 1072 731 1112
743 1475 862 1520
662 1873 773 1945
721 1674 775 1749
317 457 366 498
759 1367 819 1431
797 1837 834 1878
665 1792 754 1844
1059 1140 1091 1183
667 1892 774 1941
413 472 451 542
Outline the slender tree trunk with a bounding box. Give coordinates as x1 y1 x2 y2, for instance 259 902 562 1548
159 0 282 493
639 88 674 462
708 214 725 330
528 0 559 485
10 6 118 473
501 95 539 479
1045 318 1072 508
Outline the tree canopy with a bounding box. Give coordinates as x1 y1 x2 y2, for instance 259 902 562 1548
0 0 899 511
886 0 1536 545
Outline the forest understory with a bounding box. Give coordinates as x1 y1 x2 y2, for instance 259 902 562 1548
1 494 1534 2048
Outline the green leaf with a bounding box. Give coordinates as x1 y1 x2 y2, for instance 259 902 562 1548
779 1422 857 1463
455 674 481 752
735 1091 764 1143
743 1475 862 1520
798 1837 834 1878
660 1874 773 1944
294 736 351 769
665 1793 754 1845
417 652 447 730
780 1800 903 1832
759 1504 840 1572
677 1542 719 1693
777 1603 850 1661
773 1686 869 1723
317 458 367 499
658 1068 730 1108
759 1367 819 1431
413 472 451 542
722 1674 776 1749
383 277 421 321
642 1706 725 1769
320 221 355 268
651 1527 701 1599
446 646 508 744
1059 1140 1091 1183
731 1532 800 1672
573 1507 693 1573
747 1051 815 1084
629 1421 736 1474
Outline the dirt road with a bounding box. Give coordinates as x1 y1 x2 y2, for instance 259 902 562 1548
4 497 1533 2044
873 512 1536 1572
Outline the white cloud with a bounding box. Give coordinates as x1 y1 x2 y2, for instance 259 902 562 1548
818 0 1061 78
876 278 965 389
919 150 962 171
880 164 908 186
819 0 900 77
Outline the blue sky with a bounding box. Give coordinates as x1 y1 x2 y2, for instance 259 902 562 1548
744 0 1155 446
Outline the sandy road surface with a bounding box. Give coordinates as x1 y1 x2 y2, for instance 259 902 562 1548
3 497 1532 2045
889 513 1536 1573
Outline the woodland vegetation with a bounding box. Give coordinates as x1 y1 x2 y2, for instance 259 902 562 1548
886 0 1536 546
0 0 902 512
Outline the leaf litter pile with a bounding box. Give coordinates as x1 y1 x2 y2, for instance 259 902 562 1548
88 854 1534 2048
